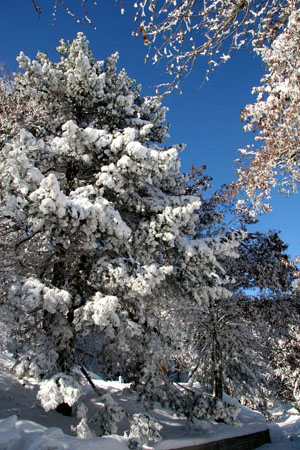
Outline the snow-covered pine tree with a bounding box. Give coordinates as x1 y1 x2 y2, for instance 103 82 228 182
215 231 297 410
267 294 300 408
231 293 300 410
181 187 297 412
0 33 241 433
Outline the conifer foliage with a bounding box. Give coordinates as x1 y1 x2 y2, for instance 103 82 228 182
0 33 240 434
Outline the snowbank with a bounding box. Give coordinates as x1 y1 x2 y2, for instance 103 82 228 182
0 415 128 450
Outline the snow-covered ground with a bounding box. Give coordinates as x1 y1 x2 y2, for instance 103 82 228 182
257 406 300 449
0 350 300 449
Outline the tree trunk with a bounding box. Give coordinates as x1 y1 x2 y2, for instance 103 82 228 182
212 323 223 401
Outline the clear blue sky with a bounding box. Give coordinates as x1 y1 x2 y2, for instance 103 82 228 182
1 1 299 260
